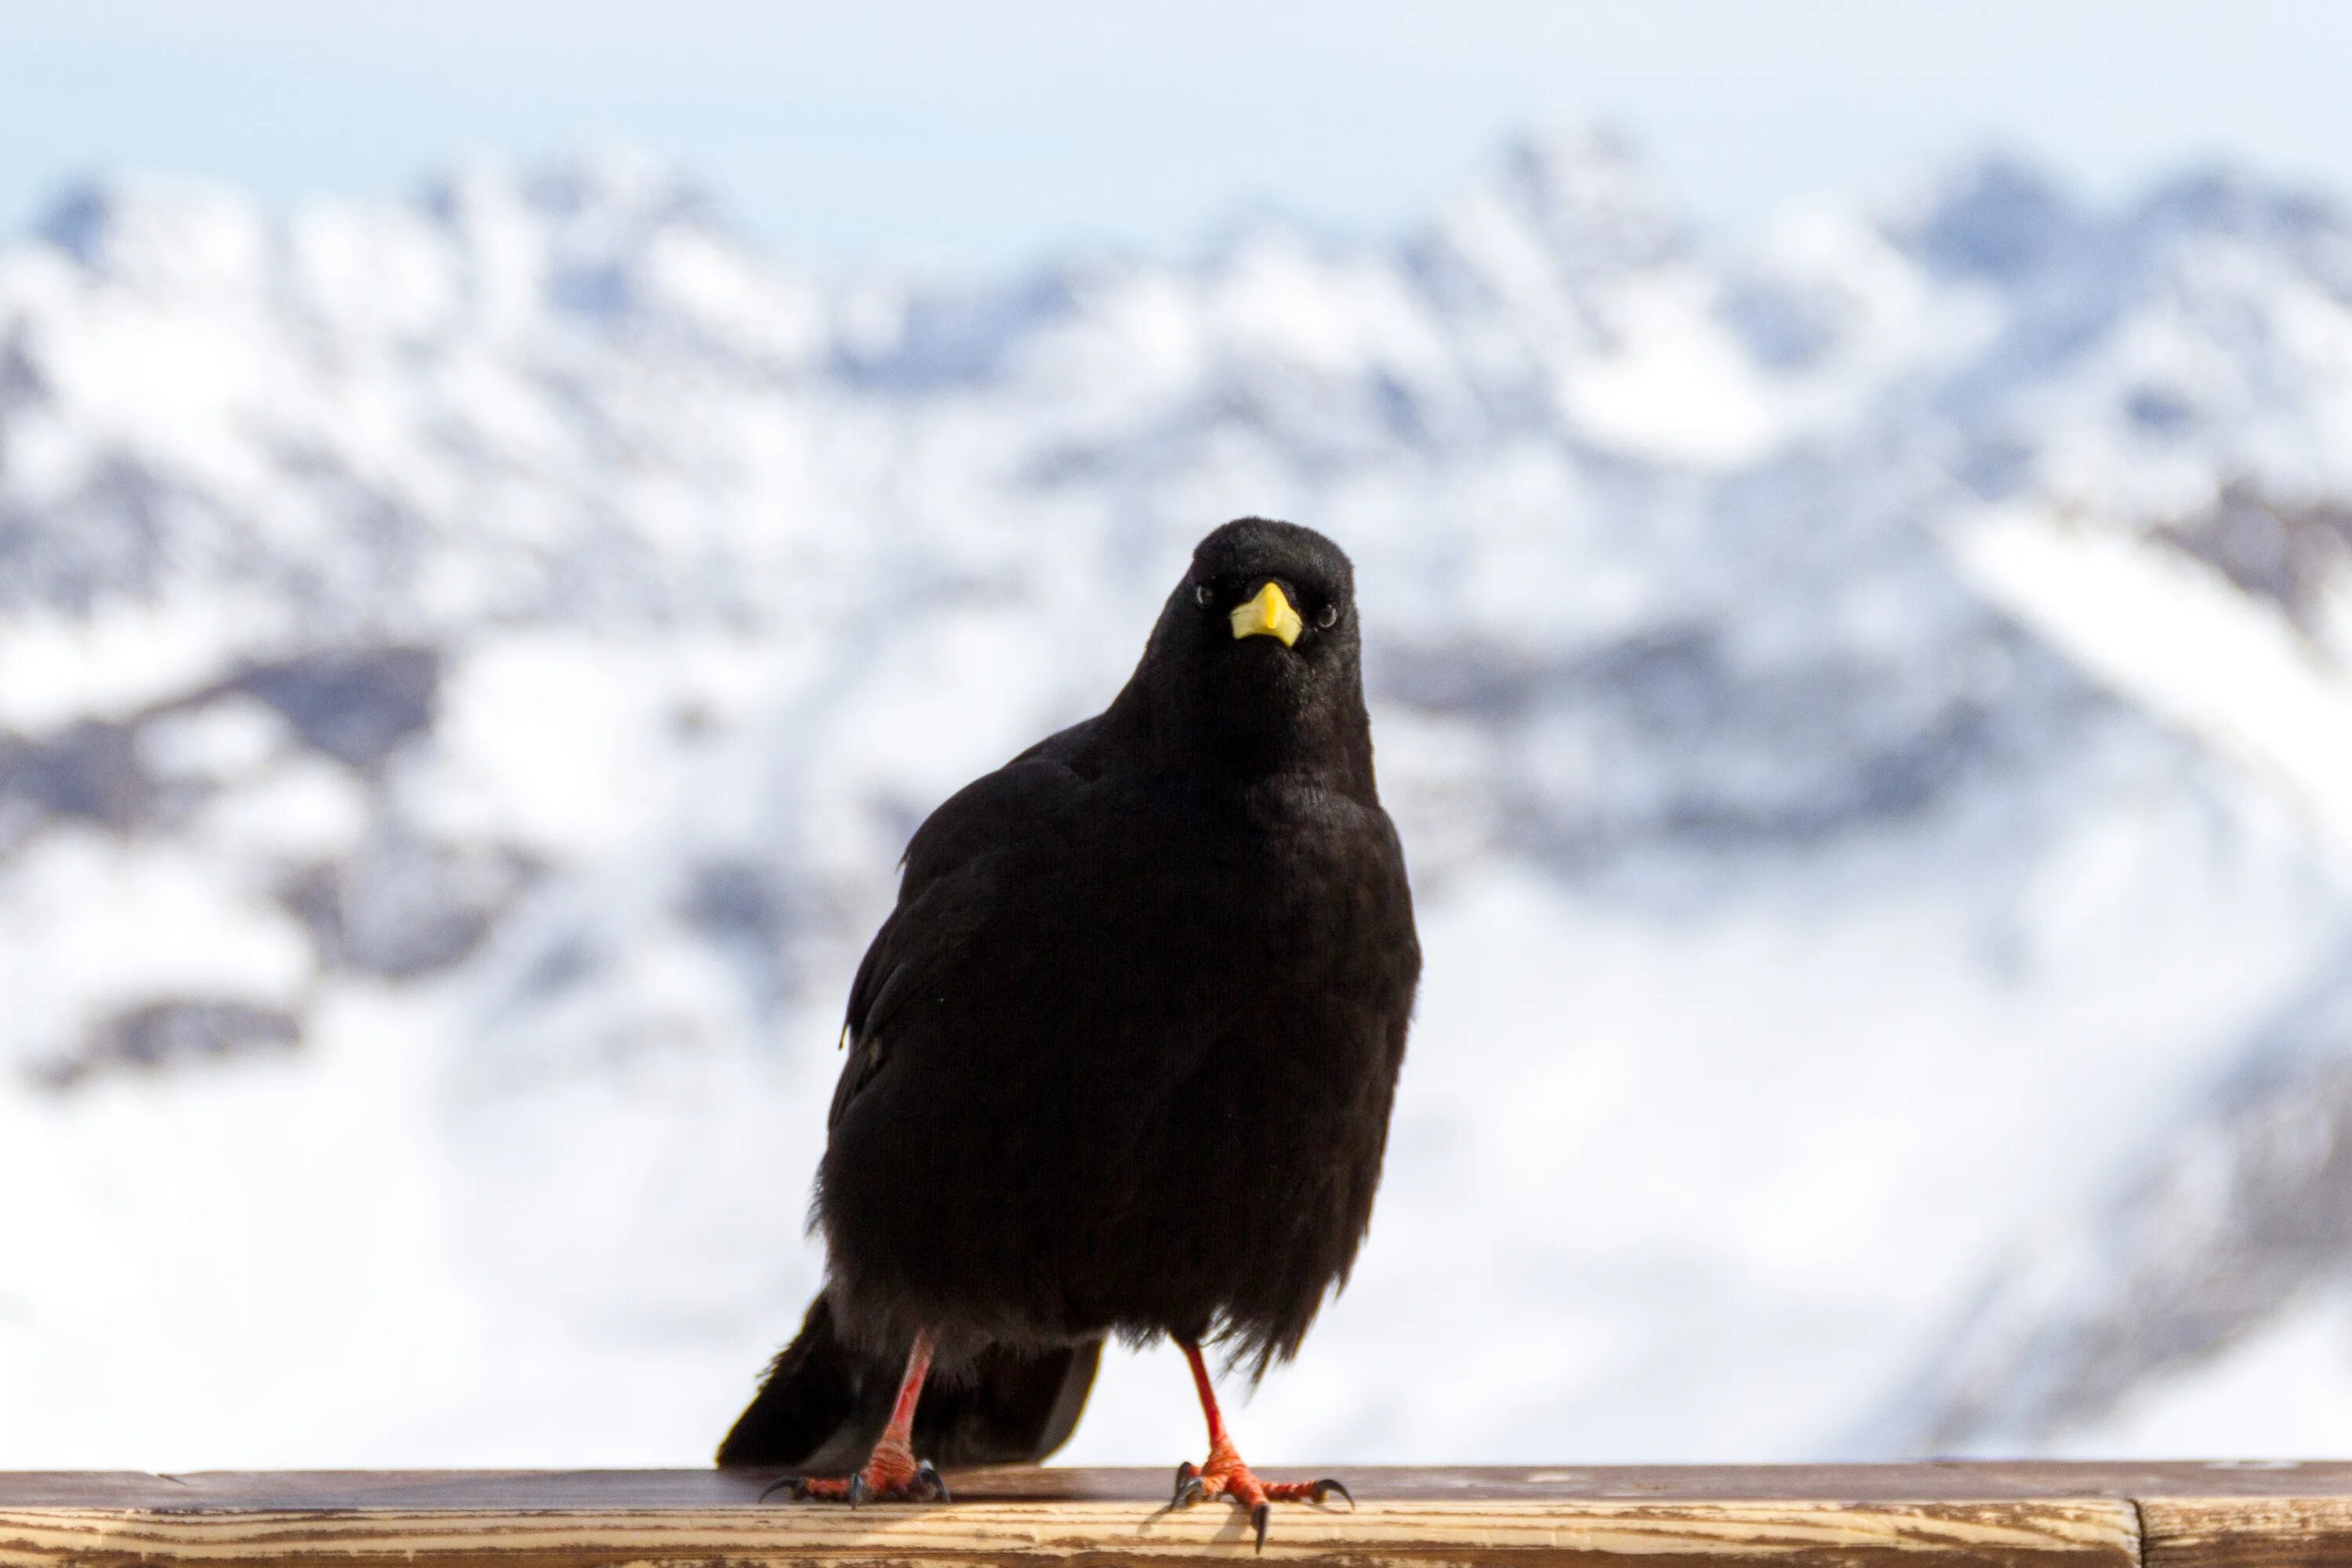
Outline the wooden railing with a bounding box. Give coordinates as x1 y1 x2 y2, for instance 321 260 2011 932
2 1462 2344 1566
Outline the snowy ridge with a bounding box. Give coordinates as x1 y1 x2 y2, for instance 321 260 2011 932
5 129 2352 1465
1860 959 2352 1454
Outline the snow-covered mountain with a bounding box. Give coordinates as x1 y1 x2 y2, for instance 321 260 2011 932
7 126 2352 1467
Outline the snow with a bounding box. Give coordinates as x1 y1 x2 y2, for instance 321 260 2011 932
2075 1298 2352 1457
1558 270 1785 466
1951 508 2352 865
8 129 2352 1468
0 598 275 731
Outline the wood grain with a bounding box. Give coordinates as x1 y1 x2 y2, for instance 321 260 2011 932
2142 1494 2352 1568
0 1497 2138 1568
0 1464 2339 1568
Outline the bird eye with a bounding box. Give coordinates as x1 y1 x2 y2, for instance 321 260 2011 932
1316 604 1340 629
1195 583 1215 608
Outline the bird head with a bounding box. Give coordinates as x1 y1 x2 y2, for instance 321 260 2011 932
1182 516 1356 661
1119 518 1374 793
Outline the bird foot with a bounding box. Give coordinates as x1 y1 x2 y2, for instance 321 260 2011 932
759 1446 951 1506
1170 1442 1351 1550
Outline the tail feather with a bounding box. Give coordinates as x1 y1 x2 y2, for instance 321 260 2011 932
717 1294 1100 1472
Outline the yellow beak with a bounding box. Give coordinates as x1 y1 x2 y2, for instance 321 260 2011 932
1229 582 1304 647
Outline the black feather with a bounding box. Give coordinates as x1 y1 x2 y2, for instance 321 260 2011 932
717 1294 1098 1472
719 517 1420 1467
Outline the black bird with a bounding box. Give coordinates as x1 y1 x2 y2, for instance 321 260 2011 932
718 518 1421 1544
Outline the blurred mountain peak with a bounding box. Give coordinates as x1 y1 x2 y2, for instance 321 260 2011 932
419 149 730 241
35 173 271 295
2125 161 2350 251
1485 118 1684 271
1882 148 2082 281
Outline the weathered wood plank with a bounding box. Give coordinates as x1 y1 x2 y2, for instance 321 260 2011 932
2142 1495 2352 1568
0 1497 2140 1568
0 1463 2334 1568
0 1465 2138 1568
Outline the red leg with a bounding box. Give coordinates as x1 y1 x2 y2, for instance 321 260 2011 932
1169 1338 1350 1549
763 1330 950 1505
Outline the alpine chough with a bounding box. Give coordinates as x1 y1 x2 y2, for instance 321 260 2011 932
719 518 1421 1544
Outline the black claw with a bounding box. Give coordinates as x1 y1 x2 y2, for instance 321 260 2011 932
917 1461 952 1503
1311 1477 1354 1510
1252 1501 1270 1552
1174 1473 1207 1508
756 1475 808 1503
846 1472 868 1509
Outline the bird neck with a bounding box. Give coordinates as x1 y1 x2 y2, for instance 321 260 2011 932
1102 667 1380 804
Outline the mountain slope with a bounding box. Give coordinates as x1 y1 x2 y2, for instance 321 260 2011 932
5 130 2352 1465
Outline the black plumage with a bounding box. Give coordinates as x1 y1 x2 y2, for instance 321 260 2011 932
717 1294 1098 1473
720 518 1420 1534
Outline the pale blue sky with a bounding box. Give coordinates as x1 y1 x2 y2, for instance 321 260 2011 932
4 1 2349 270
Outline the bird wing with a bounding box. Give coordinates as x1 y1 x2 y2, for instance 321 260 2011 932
828 731 1098 1133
